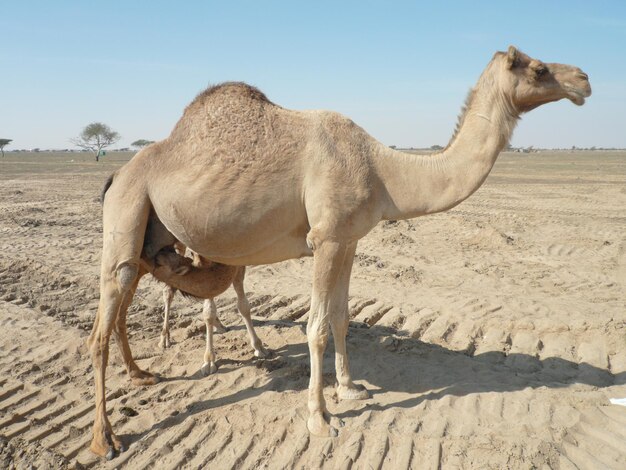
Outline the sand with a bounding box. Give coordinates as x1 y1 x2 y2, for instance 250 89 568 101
1 150 625 469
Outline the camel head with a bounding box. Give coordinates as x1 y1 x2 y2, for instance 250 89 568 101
496 46 591 113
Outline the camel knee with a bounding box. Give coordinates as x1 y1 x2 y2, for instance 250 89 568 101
307 326 329 351
117 263 139 292
237 298 251 317
89 334 109 366
203 299 217 322
163 285 175 304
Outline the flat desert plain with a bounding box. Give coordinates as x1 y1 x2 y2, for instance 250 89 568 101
1 150 625 469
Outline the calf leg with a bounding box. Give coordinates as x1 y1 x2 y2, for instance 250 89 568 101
201 298 219 376
159 285 175 348
89 276 126 459
232 267 267 357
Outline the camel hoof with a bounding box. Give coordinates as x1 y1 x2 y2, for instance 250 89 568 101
254 346 269 358
90 432 123 460
214 324 229 334
158 336 170 349
201 361 218 376
130 370 160 386
307 411 338 438
337 383 370 401
111 433 125 454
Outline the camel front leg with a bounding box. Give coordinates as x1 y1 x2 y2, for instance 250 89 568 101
329 242 369 400
201 298 219 376
306 238 354 437
232 267 268 358
159 285 175 348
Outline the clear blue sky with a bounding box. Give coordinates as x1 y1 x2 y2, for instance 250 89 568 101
2 1 625 150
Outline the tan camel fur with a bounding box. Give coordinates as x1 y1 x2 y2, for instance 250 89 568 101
88 46 591 459
158 242 267 377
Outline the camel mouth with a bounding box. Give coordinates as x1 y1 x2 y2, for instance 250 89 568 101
565 87 591 106
564 78 592 106
568 92 585 106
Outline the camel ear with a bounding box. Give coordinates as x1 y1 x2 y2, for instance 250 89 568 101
506 45 519 69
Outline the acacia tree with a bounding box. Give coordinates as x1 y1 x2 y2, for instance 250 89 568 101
0 138 12 157
71 122 119 161
131 139 155 148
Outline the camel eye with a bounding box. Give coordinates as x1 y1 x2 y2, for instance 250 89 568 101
535 67 548 78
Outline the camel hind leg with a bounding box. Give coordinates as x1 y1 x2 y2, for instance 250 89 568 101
112 266 159 385
91 262 154 459
89 277 128 459
89 182 152 459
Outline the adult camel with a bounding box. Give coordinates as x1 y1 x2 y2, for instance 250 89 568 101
89 46 591 459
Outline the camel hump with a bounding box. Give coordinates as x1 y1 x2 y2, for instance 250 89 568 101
191 82 273 106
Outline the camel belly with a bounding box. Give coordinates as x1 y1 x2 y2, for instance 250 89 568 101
199 234 313 266
149 185 310 265
171 228 312 266
143 151 313 265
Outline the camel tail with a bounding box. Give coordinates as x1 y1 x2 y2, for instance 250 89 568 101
100 172 116 205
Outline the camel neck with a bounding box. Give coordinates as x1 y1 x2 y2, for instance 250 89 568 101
373 66 519 221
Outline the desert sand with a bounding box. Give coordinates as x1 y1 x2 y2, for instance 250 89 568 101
1 150 625 469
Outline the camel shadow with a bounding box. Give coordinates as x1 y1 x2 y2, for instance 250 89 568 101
337 324 626 419
120 320 625 448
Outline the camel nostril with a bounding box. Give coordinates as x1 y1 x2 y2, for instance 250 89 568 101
577 71 589 81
